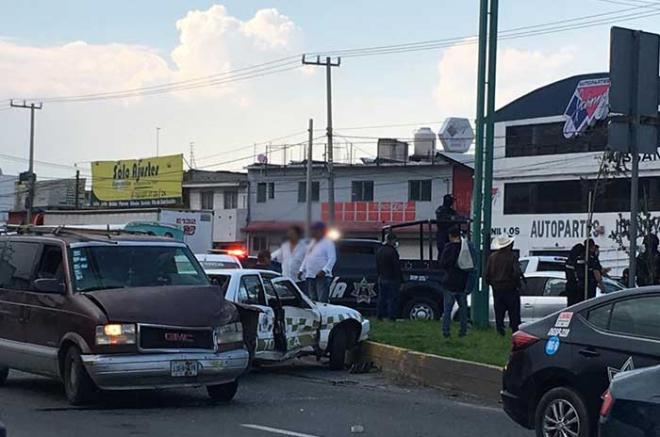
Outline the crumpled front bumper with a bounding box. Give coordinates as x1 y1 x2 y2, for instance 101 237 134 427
82 349 249 390
359 319 370 341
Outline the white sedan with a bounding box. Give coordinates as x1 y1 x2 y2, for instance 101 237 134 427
206 269 370 370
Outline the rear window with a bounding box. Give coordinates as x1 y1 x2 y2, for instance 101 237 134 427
537 261 564 272
201 261 240 270
207 274 231 292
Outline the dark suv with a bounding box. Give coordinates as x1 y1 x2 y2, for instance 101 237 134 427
0 229 250 404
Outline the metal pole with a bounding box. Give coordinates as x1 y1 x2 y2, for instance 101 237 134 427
471 0 492 328
306 119 314 236
27 103 36 225
75 169 81 209
628 31 641 287
471 0 489 285
325 57 335 225
156 127 161 156
585 191 593 301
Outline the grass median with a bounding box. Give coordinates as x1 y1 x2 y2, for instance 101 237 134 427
368 319 512 367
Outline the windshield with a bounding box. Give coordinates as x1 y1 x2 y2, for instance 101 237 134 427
71 244 209 292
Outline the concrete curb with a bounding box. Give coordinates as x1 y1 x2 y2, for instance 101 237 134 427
358 341 503 403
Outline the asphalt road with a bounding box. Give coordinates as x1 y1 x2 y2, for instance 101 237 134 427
0 361 533 437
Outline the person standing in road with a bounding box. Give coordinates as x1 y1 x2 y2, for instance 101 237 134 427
636 234 660 286
299 222 336 303
439 226 469 338
575 239 605 302
272 225 307 282
565 243 584 306
486 235 523 336
376 232 403 321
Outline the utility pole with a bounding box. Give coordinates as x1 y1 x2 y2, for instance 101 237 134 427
189 142 197 169
306 119 314 236
156 127 161 156
471 0 499 329
302 55 340 224
10 100 42 225
75 169 81 209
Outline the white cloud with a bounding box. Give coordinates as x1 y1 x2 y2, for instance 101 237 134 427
434 39 582 118
0 5 301 100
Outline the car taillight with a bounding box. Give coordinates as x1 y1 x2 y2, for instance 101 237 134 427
600 389 615 417
511 330 539 352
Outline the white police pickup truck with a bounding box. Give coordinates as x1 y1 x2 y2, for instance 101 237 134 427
205 269 370 370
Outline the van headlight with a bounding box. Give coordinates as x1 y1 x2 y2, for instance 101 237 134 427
96 324 136 345
215 322 243 351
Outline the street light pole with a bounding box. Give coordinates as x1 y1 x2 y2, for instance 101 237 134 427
10 100 42 225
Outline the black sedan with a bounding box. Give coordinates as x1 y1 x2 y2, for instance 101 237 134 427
501 287 660 437
600 364 660 436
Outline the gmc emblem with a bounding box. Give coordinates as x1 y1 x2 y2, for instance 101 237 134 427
164 332 195 343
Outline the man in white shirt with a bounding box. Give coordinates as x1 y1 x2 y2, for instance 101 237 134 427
272 225 307 282
298 222 336 303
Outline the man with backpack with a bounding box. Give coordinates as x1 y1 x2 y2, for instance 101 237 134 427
439 226 472 338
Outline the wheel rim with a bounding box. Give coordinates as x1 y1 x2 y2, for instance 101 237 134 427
543 398 580 437
409 303 434 320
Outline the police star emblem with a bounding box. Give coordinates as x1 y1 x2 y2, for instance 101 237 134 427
607 356 635 382
351 278 376 304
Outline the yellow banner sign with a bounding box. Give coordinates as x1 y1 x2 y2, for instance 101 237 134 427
91 154 183 207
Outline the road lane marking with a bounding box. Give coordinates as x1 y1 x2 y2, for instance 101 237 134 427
241 424 321 437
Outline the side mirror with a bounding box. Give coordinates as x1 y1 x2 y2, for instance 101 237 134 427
33 278 65 294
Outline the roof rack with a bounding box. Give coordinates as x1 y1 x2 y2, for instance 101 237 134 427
3 224 150 244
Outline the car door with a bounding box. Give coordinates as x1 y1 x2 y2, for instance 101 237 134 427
21 242 68 376
539 277 568 318
332 242 378 312
573 295 660 413
270 277 321 356
0 240 40 369
519 276 548 322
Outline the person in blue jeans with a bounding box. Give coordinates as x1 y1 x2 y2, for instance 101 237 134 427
439 227 470 338
376 232 403 321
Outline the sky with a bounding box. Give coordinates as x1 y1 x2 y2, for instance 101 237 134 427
1 0 659 180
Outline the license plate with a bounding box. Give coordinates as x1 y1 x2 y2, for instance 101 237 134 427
170 360 198 377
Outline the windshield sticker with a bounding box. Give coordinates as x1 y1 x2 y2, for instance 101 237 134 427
608 357 635 381
555 312 574 328
545 336 560 356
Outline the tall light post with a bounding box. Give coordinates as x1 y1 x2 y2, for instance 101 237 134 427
156 127 161 156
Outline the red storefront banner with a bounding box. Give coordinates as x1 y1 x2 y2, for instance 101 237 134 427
321 201 416 223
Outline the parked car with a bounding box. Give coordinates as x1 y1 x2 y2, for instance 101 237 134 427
0 229 250 404
195 253 243 270
452 270 625 325
204 268 369 370
599 364 660 436
519 255 567 273
501 287 660 436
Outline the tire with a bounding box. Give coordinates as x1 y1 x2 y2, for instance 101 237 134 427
0 367 8 386
207 380 238 402
402 297 440 320
329 327 350 371
63 346 96 405
534 386 591 437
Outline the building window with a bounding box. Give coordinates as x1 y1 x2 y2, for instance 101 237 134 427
201 191 214 210
503 175 660 215
505 121 608 158
268 182 275 199
351 181 374 201
223 190 238 209
298 181 320 202
409 180 432 201
252 236 268 252
256 183 267 203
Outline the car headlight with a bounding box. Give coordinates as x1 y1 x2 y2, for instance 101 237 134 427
96 324 136 346
215 322 243 345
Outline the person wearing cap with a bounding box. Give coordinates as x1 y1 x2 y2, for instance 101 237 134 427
486 235 523 336
376 232 403 321
439 226 470 338
298 222 336 303
575 238 605 302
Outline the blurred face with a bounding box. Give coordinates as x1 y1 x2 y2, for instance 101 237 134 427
449 234 460 243
311 227 325 240
287 228 300 242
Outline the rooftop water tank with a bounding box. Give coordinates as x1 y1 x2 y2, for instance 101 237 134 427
413 127 436 159
377 138 408 162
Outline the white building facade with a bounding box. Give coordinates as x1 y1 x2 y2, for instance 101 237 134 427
183 170 248 248
491 73 660 274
